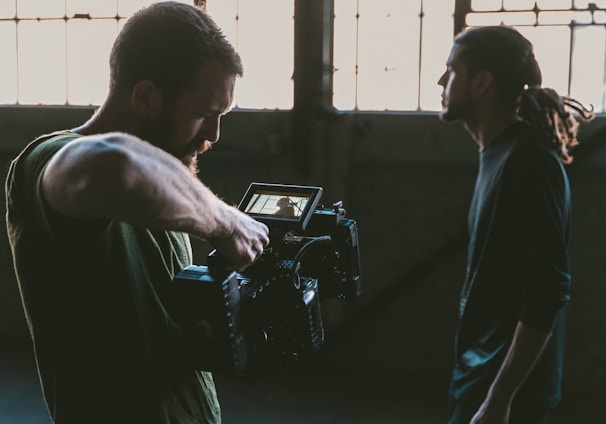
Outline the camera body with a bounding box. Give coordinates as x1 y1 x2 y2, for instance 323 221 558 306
172 183 362 379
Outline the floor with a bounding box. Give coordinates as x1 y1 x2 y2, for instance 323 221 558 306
0 335 448 424
1 334 598 424
1 251 600 423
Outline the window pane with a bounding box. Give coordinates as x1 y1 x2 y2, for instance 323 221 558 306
593 11 606 24
67 19 117 105
118 0 156 16
207 0 238 47
539 11 593 25
4 0 604 112
503 0 535 9
419 0 455 111
207 0 295 109
235 0 294 109
574 0 606 7
18 0 64 18
466 11 537 26
471 0 503 11
0 0 16 18
517 26 570 96
357 0 421 111
18 20 67 104
333 0 358 110
474 0 595 9
570 26 605 112
0 22 17 103
67 0 117 18
537 0 571 7
334 0 453 111
118 0 190 17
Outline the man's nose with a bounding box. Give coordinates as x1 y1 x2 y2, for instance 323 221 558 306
201 116 221 144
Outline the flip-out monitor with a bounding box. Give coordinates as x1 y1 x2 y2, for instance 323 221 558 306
238 183 323 231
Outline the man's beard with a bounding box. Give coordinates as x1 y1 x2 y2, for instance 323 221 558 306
137 111 211 176
180 140 213 175
184 153 199 175
439 92 474 123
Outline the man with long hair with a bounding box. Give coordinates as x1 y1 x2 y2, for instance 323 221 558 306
438 25 593 423
5 2 269 423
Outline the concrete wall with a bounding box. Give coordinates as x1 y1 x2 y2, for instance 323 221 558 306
1 107 605 416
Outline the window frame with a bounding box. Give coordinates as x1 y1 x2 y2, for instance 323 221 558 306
2 0 605 116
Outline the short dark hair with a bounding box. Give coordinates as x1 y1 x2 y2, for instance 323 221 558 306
109 1 243 98
455 25 593 163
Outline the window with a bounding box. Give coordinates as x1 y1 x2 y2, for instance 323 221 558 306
333 0 454 111
332 0 606 113
207 0 294 109
0 0 294 108
466 0 606 113
1 0 605 113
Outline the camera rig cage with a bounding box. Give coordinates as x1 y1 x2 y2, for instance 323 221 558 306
171 183 362 379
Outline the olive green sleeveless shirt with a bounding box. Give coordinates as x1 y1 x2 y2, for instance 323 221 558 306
6 132 221 424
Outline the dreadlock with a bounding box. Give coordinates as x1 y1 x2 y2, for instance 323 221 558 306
455 25 594 163
519 87 594 164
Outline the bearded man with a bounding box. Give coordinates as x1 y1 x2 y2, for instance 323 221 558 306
5 2 269 423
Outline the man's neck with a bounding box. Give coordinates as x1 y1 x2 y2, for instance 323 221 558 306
465 114 520 150
72 95 136 136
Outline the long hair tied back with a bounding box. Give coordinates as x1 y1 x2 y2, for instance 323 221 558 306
519 86 594 164
456 25 594 164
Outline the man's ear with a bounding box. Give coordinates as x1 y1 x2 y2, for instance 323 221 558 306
131 80 164 117
470 70 494 97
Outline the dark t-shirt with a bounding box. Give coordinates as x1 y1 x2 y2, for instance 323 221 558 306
451 121 571 407
6 132 221 423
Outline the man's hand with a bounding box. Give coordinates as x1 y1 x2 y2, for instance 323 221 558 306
209 210 269 271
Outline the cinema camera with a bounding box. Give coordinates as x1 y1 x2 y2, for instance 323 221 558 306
172 183 362 379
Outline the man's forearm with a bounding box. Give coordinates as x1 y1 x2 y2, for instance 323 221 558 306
487 321 551 403
42 132 269 270
469 321 551 423
42 132 236 239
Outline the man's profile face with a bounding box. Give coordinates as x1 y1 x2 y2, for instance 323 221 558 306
140 60 236 175
437 43 474 123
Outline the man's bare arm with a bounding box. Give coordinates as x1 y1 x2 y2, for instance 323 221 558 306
41 132 269 269
470 321 551 424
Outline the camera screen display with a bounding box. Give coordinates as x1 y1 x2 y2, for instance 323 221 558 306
238 183 323 231
243 192 309 218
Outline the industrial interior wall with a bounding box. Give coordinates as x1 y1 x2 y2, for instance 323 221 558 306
1 107 604 412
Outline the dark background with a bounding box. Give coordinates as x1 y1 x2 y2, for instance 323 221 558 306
1 106 605 422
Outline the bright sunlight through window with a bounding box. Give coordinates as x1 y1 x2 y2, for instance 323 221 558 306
0 0 293 109
1 0 605 112
333 0 606 113
333 0 454 111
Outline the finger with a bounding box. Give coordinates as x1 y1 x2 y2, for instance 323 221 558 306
257 221 270 236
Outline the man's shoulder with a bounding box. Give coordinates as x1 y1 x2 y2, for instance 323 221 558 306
502 125 566 189
509 122 555 155
501 123 560 169
22 130 81 160
9 131 80 180
6 131 81 211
